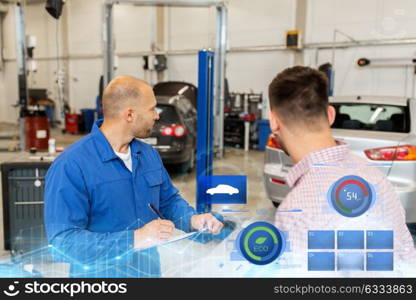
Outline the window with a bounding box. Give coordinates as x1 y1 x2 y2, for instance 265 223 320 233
156 104 179 124
331 103 410 133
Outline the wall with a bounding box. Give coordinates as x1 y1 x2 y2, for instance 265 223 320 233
166 0 295 110
2 0 415 124
0 0 295 123
0 3 19 123
67 0 154 111
0 1 66 123
304 0 416 98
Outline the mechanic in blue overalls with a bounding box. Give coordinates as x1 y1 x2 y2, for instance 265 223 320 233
44 76 223 278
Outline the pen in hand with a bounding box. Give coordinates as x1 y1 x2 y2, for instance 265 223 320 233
148 203 164 219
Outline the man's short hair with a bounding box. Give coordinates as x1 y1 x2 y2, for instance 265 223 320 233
102 77 143 119
268 66 329 128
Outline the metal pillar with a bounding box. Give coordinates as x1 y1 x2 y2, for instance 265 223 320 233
214 5 227 158
102 2 114 86
293 0 307 66
15 3 28 151
196 50 215 213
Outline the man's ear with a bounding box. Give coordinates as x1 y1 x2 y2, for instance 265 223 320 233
327 105 336 126
269 109 280 133
124 108 134 123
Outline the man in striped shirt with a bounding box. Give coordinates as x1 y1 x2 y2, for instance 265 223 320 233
268 66 416 276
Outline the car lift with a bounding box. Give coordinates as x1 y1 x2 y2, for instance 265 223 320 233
195 50 236 241
102 0 232 215
102 0 228 158
196 50 215 213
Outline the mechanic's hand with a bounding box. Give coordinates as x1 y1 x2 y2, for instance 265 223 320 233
134 219 175 250
191 213 223 235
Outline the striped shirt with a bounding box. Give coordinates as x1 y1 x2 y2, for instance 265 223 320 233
274 142 416 276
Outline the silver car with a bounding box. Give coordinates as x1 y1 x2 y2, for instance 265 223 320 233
263 96 416 229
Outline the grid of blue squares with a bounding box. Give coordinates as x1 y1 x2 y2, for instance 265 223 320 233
307 230 393 271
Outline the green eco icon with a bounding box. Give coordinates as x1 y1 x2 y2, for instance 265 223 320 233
255 237 267 244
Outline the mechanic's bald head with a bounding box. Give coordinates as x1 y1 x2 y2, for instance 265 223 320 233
101 75 159 138
102 75 152 119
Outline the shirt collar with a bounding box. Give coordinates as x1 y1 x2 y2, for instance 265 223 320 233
91 119 143 162
286 141 349 188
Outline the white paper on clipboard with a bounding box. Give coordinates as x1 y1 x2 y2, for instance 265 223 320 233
136 227 208 251
159 231 198 246
155 228 208 248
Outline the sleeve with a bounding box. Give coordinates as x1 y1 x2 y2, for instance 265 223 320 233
155 154 197 232
44 157 135 265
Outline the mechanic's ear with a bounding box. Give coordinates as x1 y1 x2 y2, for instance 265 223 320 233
327 105 336 126
269 109 280 134
124 108 134 123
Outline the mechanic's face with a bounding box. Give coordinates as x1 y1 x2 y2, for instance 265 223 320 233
132 88 159 138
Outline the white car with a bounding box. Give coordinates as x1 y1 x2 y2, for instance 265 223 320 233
263 96 416 235
206 184 239 195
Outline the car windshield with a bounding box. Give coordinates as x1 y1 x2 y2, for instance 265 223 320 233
331 103 410 133
156 104 180 124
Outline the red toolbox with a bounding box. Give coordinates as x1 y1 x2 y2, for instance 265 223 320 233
65 113 80 134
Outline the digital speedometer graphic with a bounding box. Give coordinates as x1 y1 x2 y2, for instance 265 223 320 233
328 175 375 217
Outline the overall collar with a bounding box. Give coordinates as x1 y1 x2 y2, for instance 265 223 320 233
91 119 143 162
